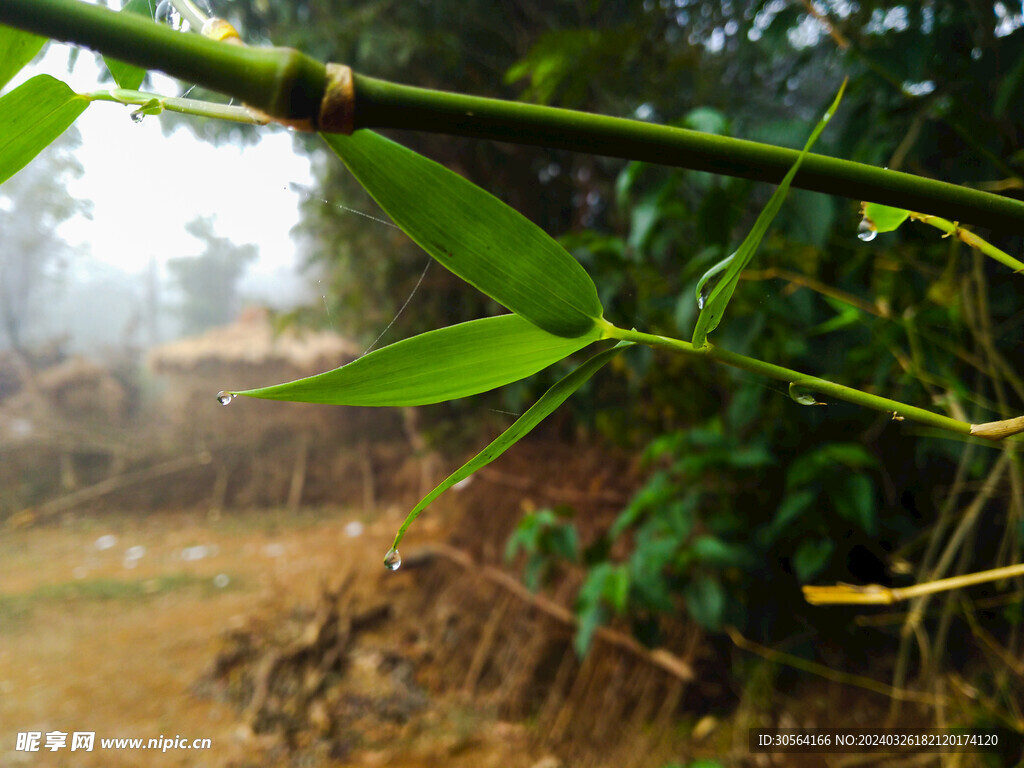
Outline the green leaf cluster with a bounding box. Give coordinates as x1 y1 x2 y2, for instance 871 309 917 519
560 420 778 652
505 506 579 591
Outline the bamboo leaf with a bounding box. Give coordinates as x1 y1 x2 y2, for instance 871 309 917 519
692 80 846 347
232 314 600 406
0 24 46 90
322 130 604 338
861 201 910 234
103 0 150 91
390 340 631 550
0 75 89 185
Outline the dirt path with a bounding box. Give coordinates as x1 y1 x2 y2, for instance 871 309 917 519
1 507 526 768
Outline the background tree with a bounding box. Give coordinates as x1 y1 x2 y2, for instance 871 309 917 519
0 127 90 356
165 216 256 335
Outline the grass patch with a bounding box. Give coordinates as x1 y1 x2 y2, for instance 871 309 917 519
0 572 237 630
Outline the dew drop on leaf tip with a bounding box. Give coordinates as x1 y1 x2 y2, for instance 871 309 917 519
383 548 402 571
857 219 877 242
216 391 235 406
130 110 145 124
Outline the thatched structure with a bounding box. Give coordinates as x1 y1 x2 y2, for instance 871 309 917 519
149 306 359 375
146 307 407 511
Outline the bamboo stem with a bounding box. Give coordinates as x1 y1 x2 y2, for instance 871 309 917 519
351 74 1024 232
0 0 326 123
5 0 1024 230
606 326 977 438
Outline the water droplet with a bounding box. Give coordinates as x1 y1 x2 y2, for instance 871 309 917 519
857 219 877 242
383 548 402 571
789 382 826 406
130 110 145 124
695 250 735 312
216 391 234 405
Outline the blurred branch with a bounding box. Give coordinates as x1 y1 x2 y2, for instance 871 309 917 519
18 451 213 523
725 627 947 706
803 561 1024 606
741 267 886 317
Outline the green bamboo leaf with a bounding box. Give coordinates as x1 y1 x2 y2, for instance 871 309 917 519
0 75 89 185
322 130 604 338
692 80 846 347
103 0 150 91
860 201 911 234
0 24 46 90
389 340 631 551
231 314 600 406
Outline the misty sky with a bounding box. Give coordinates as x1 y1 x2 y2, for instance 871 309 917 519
15 41 317 307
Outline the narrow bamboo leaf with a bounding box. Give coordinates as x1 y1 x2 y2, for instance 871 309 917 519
861 201 910 233
0 24 46 90
103 0 151 91
694 250 735 310
233 314 600 406
0 75 90 185
692 80 846 347
322 130 604 338
390 340 631 549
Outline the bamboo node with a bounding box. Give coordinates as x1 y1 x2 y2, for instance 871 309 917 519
200 17 242 44
319 62 355 134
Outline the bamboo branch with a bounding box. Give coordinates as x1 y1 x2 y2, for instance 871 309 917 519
4 0 1024 230
803 562 1024 606
86 88 268 124
604 326 1007 439
909 212 1024 273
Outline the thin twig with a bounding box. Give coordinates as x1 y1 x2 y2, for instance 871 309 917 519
725 627 947 706
402 543 695 682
